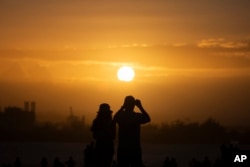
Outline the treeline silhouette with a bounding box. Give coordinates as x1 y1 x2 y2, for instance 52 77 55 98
1 117 250 144
142 118 250 144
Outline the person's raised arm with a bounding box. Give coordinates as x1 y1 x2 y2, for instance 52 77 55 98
135 99 151 124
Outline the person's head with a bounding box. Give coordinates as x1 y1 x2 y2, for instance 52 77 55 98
97 103 112 119
123 95 136 111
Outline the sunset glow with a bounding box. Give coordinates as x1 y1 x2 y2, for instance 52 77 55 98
0 0 250 126
117 66 135 82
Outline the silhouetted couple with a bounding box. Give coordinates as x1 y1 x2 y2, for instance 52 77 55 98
91 95 151 167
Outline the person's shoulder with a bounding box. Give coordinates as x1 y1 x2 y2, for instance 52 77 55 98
113 110 123 120
114 110 123 116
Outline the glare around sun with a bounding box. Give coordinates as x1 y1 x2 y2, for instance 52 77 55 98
117 66 135 82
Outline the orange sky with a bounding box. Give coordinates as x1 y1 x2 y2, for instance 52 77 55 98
0 0 250 126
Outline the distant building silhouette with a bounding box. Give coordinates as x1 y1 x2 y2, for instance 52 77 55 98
0 101 36 131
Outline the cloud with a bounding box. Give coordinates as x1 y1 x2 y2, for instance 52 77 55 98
107 43 150 49
0 58 53 83
1 38 250 82
197 38 249 49
172 43 187 47
195 38 250 62
215 51 250 60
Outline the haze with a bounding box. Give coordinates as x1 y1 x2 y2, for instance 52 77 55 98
0 0 250 126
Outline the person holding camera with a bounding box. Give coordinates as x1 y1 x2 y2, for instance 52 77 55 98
114 95 151 167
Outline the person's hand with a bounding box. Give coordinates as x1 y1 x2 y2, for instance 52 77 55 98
135 99 143 108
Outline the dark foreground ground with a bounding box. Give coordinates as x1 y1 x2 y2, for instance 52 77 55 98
0 142 249 167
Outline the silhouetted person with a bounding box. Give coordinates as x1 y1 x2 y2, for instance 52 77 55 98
2 163 11 167
14 157 21 167
111 160 117 167
91 103 115 167
189 158 200 167
220 144 239 166
163 157 177 167
213 158 222 167
114 96 151 167
65 156 75 167
163 156 170 167
202 156 211 167
41 157 48 167
170 157 177 167
54 157 64 167
84 142 95 167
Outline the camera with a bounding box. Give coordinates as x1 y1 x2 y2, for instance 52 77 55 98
135 99 140 106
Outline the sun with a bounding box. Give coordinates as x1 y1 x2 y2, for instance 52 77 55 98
117 66 135 82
